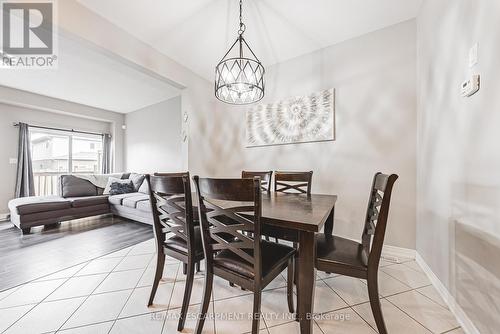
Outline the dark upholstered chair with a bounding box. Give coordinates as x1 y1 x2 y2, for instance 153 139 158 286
146 172 203 331
274 171 313 194
242 171 273 193
193 176 296 334
315 173 398 334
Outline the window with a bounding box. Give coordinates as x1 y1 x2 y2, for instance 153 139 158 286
30 128 104 196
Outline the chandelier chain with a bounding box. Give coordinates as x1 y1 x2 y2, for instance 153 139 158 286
238 0 245 35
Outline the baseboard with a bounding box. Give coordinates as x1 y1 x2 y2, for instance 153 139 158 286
0 212 10 222
381 244 416 262
416 253 480 334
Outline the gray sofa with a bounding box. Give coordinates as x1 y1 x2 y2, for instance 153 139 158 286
8 173 153 234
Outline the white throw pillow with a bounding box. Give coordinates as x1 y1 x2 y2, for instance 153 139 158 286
103 177 132 195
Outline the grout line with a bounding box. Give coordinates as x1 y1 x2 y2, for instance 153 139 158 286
106 255 156 334
350 305 379 333
53 254 131 333
385 291 439 333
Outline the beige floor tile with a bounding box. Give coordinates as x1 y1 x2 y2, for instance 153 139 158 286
93 269 144 294
0 279 66 308
169 277 206 310
58 321 114 334
370 271 412 297
138 263 180 287
315 307 376 334
402 260 426 273
128 239 155 256
213 294 267 333
381 264 430 289
76 257 123 276
444 328 465 333
261 287 296 328
113 254 154 272
353 299 432 334
264 274 288 291
312 280 349 315
324 276 370 306
416 285 448 308
46 274 107 301
163 305 216 334
267 320 322 334
119 284 174 317
62 289 132 329
110 312 165 334
387 290 459 333
35 263 87 282
4 297 86 334
100 247 133 259
0 286 19 301
0 304 33 332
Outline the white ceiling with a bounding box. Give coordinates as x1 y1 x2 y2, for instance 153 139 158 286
0 29 181 113
79 0 423 81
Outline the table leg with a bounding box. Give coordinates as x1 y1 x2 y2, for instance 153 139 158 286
324 206 335 236
297 230 316 334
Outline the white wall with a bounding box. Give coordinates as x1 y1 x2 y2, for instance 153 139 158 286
417 0 500 332
207 20 417 249
0 101 115 213
125 97 182 173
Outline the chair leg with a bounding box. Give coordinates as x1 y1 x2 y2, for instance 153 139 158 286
148 252 165 306
178 261 195 331
367 275 387 334
251 291 262 334
293 242 299 284
195 271 213 334
287 257 295 313
229 282 235 287
183 263 187 275
195 261 201 272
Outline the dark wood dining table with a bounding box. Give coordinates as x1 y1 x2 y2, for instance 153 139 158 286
194 191 337 333
250 192 337 334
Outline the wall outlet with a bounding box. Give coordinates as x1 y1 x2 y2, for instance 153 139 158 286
9 158 17 164
469 43 478 68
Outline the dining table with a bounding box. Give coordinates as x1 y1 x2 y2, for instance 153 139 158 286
248 192 337 334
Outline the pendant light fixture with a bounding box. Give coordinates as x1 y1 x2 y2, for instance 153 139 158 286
215 0 265 105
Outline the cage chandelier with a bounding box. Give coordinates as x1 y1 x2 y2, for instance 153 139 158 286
215 0 265 105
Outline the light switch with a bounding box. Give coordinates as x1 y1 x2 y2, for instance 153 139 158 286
469 43 478 68
9 158 17 164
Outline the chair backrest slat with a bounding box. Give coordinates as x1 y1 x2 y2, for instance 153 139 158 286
361 173 398 269
194 176 262 280
147 172 195 253
274 171 313 194
242 171 273 193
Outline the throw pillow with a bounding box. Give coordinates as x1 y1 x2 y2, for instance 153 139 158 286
104 177 133 195
128 173 146 191
109 180 135 195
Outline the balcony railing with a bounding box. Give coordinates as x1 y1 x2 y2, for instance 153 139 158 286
33 172 94 196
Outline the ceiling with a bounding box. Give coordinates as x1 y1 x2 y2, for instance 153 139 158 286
0 17 181 113
79 0 423 81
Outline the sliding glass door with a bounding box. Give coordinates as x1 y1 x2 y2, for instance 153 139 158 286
30 128 103 196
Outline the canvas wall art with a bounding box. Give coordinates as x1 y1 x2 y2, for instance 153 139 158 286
246 88 335 147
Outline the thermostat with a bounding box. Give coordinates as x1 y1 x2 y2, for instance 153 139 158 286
461 74 480 97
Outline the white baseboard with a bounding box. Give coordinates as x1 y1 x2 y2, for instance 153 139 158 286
381 244 416 262
416 253 480 334
0 212 9 222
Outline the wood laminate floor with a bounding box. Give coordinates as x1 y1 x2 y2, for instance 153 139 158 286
0 215 153 292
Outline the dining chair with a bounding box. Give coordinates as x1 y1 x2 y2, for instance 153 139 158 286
242 170 273 193
146 172 203 331
193 176 296 334
274 171 313 194
315 172 398 334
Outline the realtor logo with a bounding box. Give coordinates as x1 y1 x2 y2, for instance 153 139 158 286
1 1 57 68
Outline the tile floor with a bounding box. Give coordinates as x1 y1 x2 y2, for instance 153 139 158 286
0 238 463 334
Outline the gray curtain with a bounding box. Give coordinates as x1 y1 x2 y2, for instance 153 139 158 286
15 123 35 198
101 134 112 174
